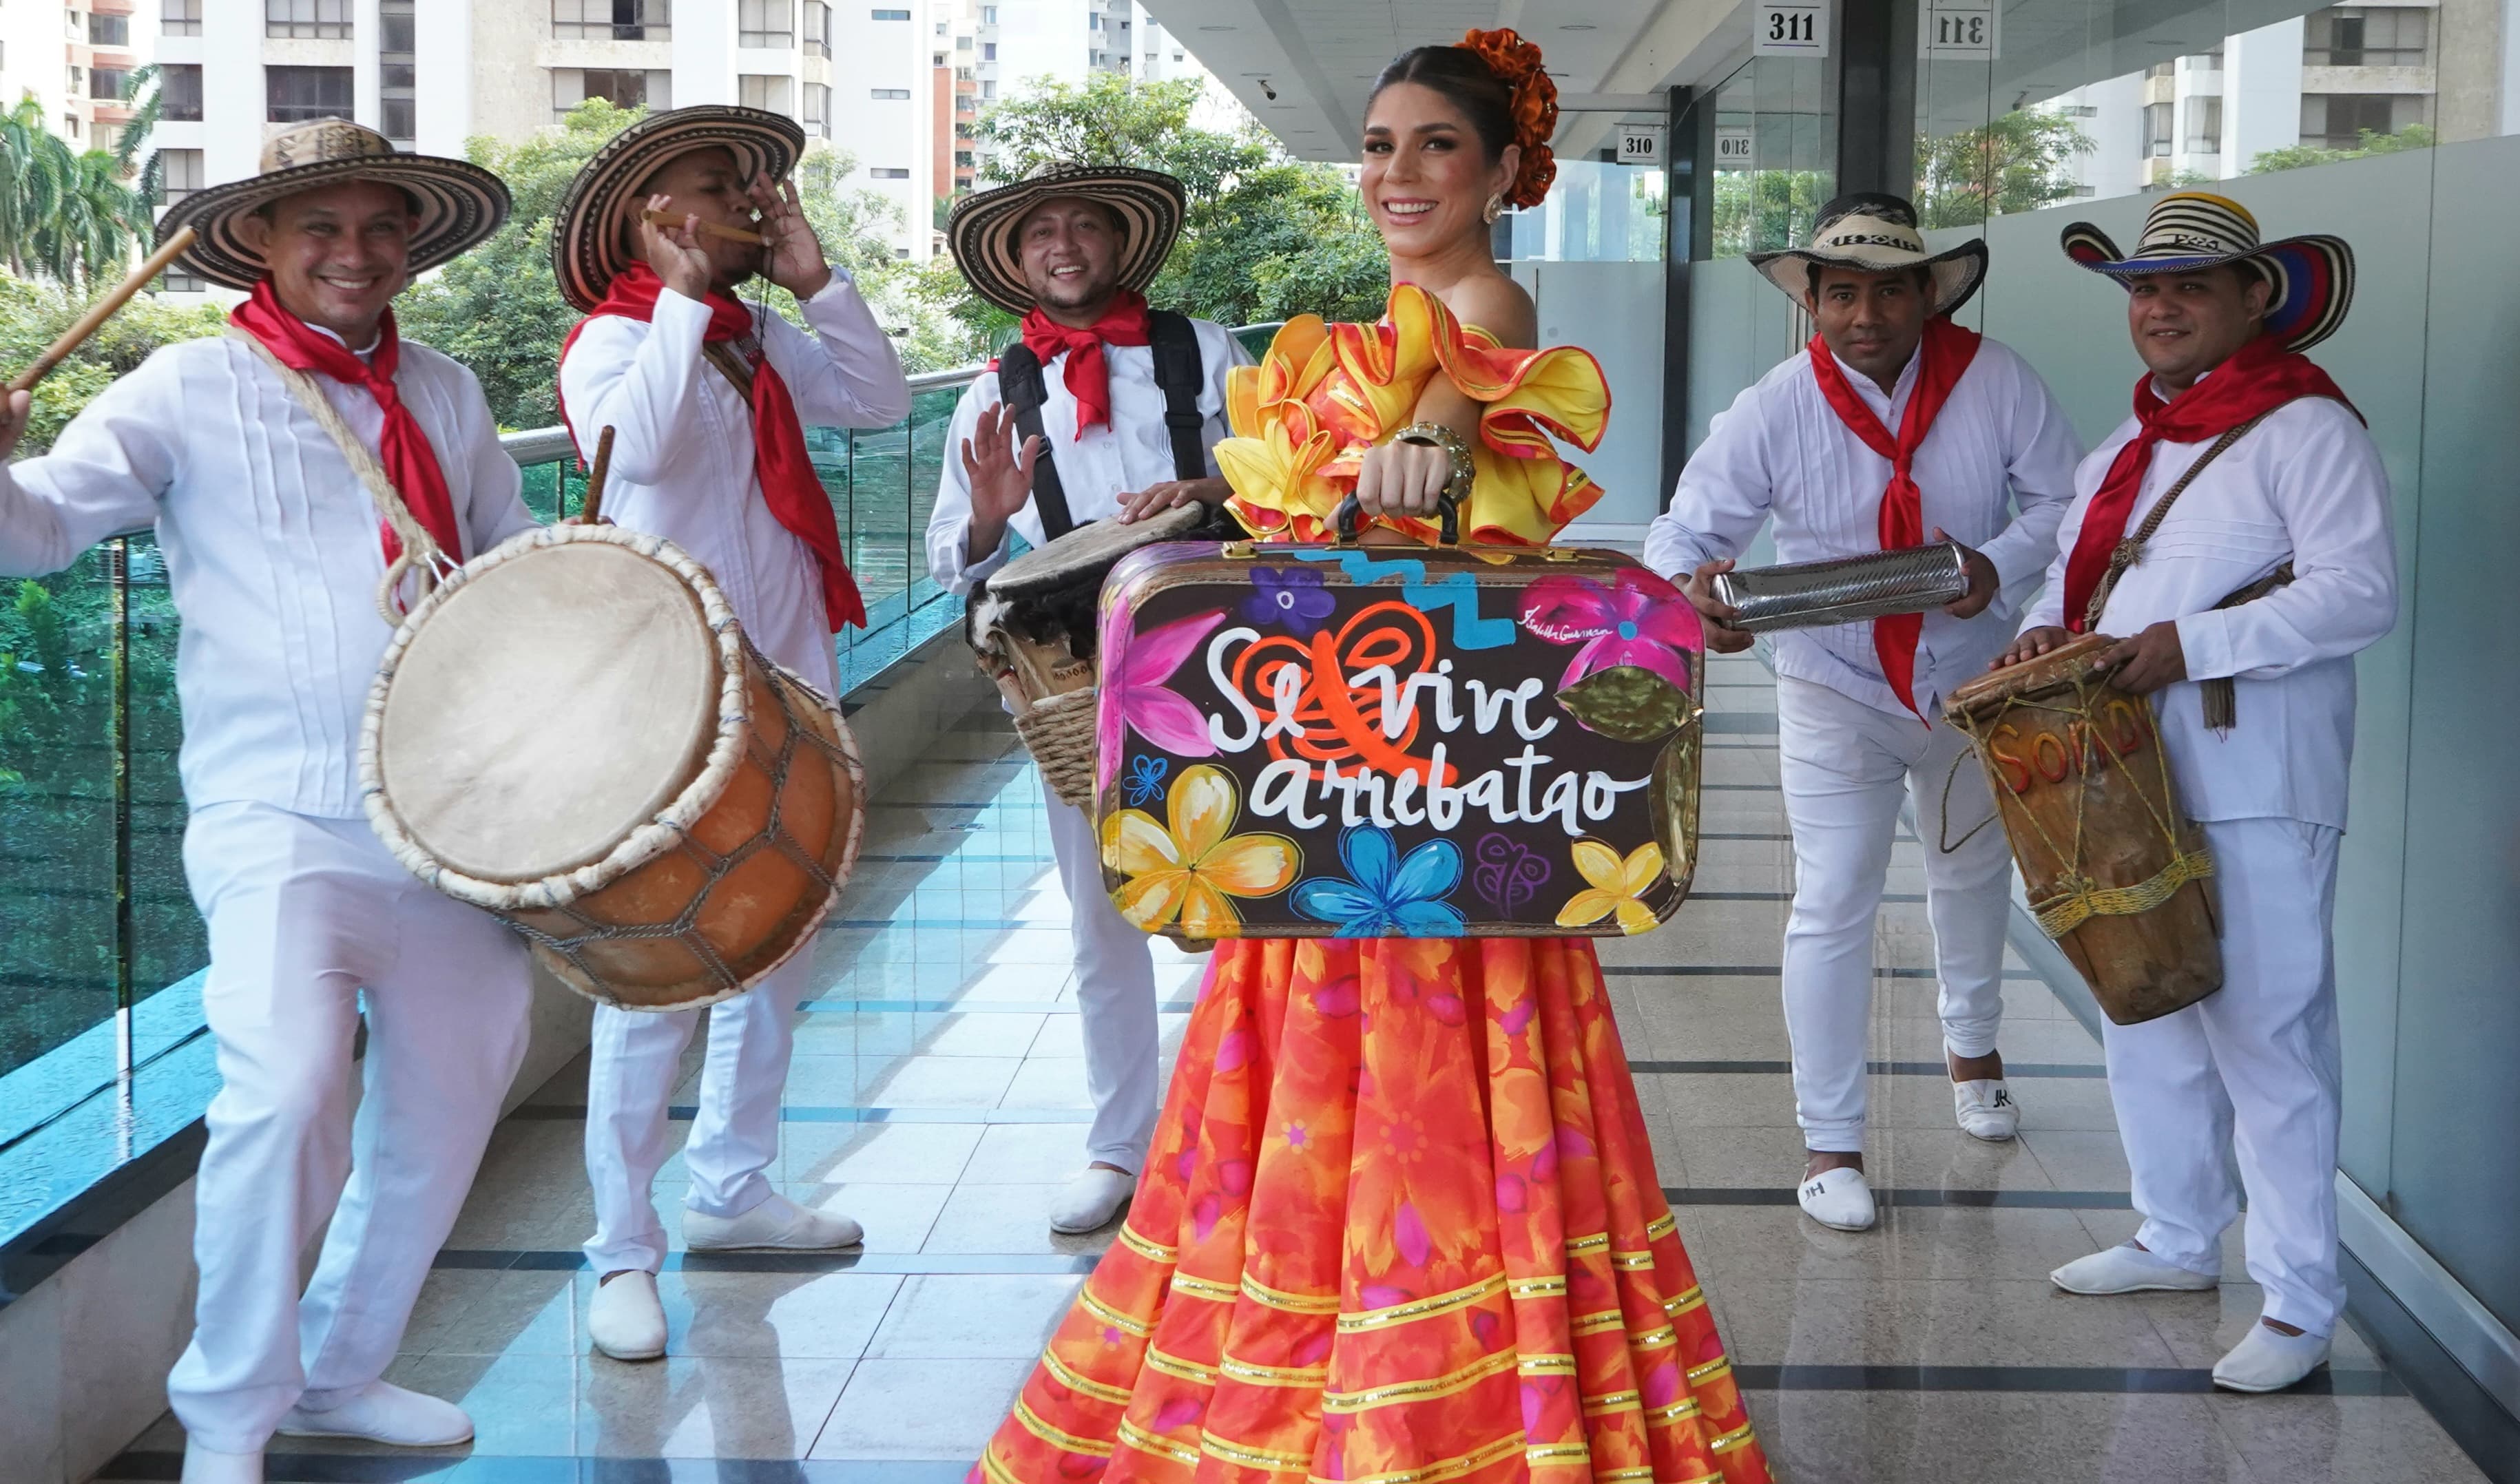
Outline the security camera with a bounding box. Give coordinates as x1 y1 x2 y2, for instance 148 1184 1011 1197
1260 80 1278 101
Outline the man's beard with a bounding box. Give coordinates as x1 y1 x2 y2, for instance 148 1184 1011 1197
1034 269 1120 312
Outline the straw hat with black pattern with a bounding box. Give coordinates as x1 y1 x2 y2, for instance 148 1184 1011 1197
1747 191 1988 318
551 105 804 314
946 163 1186 315
2061 191 2353 353
155 118 510 292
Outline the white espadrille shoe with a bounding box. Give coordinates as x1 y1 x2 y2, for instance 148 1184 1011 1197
587 1268 668 1361
2050 1242 2218 1295
2212 1322 2331 1393
1953 1078 2020 1141
1796 1166 1877 1231
277 1380 472 1446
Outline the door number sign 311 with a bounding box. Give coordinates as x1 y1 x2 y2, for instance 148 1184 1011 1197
1753 3 1829 56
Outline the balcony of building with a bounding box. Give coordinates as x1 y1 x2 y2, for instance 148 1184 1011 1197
5 0 2520 1481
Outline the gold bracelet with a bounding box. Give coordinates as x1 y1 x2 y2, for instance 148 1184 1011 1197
1390 421 1476 504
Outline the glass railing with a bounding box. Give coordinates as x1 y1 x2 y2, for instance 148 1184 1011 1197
0 322 1282 1153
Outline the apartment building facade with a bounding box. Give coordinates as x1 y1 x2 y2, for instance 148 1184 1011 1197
152 0 931 272
2039 0 2513 198
0 0 158 154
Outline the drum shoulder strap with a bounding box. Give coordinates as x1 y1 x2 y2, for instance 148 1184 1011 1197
992 341 1078 541
1148 310 1209 483
2081 410 2271 633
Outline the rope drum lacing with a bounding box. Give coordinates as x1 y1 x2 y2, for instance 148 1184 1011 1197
1944 662 2214 941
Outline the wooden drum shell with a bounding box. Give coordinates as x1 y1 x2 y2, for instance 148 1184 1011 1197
362 525 864 1014
1944 636 2221 1025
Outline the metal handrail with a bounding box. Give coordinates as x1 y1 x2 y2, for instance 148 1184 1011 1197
497 321 1285 463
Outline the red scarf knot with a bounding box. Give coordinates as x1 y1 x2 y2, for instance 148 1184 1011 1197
1806 315 1983 719
1018 289 1152 437
2059 332 2360 634
229 280 464 581
559 262 866 631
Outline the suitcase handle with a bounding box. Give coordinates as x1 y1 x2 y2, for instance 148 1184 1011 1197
1333 490 1460 547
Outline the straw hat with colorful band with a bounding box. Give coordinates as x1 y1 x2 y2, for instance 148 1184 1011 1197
2060 191 2353 353
156 118 510 293
946 163 1186 316
550 105 804 314
1747 191 1988 319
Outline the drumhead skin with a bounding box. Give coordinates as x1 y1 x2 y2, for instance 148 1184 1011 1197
1944 632 2115 717
988 503 1203 599
375 537 720 881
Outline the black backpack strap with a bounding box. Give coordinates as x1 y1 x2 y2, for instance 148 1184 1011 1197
992 342 1078 541
1148 311 1209 483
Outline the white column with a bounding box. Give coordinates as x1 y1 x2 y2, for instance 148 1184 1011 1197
677 0 738 105
203 1 264 188
415 0 472 158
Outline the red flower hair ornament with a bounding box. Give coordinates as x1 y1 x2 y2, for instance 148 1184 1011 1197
1459 27 1559 208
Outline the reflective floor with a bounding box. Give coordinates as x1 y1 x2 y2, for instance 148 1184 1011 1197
103 655 2483 1483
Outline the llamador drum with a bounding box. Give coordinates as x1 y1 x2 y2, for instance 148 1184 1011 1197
1943 634 2220 1025
360 523 864 1012
966 502 1205 811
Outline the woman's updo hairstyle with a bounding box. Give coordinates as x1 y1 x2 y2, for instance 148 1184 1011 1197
1368 28 1559 209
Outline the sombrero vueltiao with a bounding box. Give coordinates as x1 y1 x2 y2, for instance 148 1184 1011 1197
1747 191 1988 318
946 164 1185 316
155 118 510 291
551 105 804 313
2061 191 2353 353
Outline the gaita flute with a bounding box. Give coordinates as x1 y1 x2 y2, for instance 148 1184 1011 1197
640 209 767 246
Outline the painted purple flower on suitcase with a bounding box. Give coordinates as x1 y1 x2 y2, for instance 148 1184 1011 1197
1240 564 1336 636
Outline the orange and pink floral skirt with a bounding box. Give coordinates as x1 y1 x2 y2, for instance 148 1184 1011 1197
970 934 1771 1484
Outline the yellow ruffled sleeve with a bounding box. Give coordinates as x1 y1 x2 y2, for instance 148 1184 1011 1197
1214 284 1612 545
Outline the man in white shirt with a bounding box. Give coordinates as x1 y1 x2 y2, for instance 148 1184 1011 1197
1645 194 2083 1233
552 106 911 1362
2006 194 2393 1394
0 122 531 1484
927 165 1252 1234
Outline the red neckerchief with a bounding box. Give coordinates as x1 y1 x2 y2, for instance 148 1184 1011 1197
2061 332 2360 634
1806 315 1982 718
1018 289 1151 437
559 261 866 631
229 280 464 576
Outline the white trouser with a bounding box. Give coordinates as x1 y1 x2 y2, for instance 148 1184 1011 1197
2103 816 2344 1336
1042 778 1159 1173
167 802 531 1454
1776 674 2014 1152
582 950 814 1275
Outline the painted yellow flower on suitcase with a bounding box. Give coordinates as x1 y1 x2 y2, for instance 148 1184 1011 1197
1100 764 1299 937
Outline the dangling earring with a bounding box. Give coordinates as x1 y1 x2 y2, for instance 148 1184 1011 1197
1483 192 1505 224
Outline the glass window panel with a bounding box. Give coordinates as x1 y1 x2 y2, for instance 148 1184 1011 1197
161 65 203 121
162 0 203 37
266 66 354 123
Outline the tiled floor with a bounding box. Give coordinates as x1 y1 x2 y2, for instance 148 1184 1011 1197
101 655 2485 1483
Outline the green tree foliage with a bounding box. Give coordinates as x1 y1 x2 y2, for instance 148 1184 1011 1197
0 273 227 452
0 95 158 286
1913 109 2094 229
942 73 1388 360
1711 169 1831 258
395 101 925 428
2249 123 2435 174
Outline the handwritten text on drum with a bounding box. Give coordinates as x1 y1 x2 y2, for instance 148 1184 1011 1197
1192 620 1649 835
1983 698 2153 795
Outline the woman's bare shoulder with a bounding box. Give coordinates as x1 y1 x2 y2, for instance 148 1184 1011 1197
1437 271 1537 349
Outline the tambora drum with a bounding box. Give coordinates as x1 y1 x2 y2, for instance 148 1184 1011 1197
1942 634 2220 1025
361 523 864 1012
966 503 1205 811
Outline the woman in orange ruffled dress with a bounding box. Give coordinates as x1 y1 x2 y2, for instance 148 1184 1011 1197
972 30 1772 1484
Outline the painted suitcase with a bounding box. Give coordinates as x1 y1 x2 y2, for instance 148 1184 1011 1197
1092 534 1705 941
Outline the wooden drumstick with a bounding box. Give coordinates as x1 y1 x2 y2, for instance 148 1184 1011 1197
581 425 617 525
640 209 767 247
8 227 198 395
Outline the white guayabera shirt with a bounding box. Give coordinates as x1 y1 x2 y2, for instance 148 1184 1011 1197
2023 389 2395 830
1645 335 2084 722
0 328 535 819
924 320 1253 596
